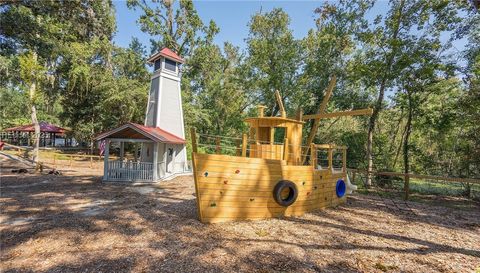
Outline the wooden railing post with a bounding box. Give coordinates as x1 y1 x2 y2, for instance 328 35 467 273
328 146 333 171
190 128 197 153
241 133 247 157
283 138 289 161
215 137 221 154
310 144 316 167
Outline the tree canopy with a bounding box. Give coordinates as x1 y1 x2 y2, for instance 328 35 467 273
0 0 478 177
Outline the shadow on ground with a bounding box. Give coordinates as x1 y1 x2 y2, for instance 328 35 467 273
1 156 479 272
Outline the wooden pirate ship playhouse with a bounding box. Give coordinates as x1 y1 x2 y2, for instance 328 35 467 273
191 76 372 223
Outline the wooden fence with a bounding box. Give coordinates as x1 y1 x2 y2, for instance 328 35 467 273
1 142 113 170
348 168 480 200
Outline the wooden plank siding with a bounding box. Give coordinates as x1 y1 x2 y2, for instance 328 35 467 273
193 153 346 223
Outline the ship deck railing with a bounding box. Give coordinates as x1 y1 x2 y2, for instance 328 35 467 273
191 130 347 173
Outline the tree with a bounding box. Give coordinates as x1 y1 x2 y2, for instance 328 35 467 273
244 8 302 116
126 0 218 56
183 42 247 136
302 0 374 159
1 0 116 161
358 0 467 185
61 37 149 148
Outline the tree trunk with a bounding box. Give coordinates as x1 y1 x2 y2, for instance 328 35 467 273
29 52 40 165
365 0 406 186
366 80 385 186
403 90 413 200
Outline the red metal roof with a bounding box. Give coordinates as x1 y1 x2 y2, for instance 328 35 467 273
147 47 185 64
4 122 68 134
95 122 185 144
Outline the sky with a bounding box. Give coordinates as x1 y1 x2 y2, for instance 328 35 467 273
112 0 389 52
112 0 466 58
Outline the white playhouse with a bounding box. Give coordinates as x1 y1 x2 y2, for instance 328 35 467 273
96 48 188 182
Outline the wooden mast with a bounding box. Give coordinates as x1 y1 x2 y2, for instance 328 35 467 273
302 75 373 163
274 90 286 118
303 76 337 163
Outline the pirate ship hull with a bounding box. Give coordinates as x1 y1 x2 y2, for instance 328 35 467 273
191 81 370 223
192 153 347 223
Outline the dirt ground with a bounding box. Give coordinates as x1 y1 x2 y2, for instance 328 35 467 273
1 154 479 273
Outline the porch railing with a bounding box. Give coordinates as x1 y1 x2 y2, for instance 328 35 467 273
106 161 155 182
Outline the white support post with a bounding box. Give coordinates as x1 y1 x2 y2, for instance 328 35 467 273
163 143 168 173
103 139 110 181
119 141 125 167
153 142 158 181
172 146 177 173
120 142 125 159
133 143 138 162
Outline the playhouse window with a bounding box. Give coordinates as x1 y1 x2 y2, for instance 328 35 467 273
154 59 161 71
273 127 286 143
164 59 177 72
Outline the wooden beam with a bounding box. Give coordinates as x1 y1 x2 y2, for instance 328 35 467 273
310 143 316 167
241 133 247 157
275 90 286 118
296 107 303 121
106 138 153 143
328 147 333 172
303 75 337 163
303 108 374 120
215 137 221 154
190 128 197 153
257 105 267 117
283 138 289 161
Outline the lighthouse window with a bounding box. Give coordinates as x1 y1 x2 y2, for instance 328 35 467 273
154 59 161 71
164 59 177 72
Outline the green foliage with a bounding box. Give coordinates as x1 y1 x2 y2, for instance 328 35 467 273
126 0 218 56
183 42 247 136
244 8 302 116
0 0 477 180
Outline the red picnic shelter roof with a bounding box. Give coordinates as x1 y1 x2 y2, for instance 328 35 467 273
4 122 68 134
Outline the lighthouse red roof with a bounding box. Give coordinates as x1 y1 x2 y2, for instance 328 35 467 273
147 47 185 64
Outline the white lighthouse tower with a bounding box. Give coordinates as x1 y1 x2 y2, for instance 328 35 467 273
142 48 187 175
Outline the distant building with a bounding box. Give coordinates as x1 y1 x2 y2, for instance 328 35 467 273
2 122 74 147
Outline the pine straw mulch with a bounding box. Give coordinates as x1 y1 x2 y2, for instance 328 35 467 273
1 155 479 273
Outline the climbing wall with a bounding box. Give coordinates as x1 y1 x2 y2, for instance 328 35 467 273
192 153 346 223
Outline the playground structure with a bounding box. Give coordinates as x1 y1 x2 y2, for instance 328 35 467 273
191 76 373 223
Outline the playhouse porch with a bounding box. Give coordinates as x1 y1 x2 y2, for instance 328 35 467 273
96 122 187 182
102 138 165 182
